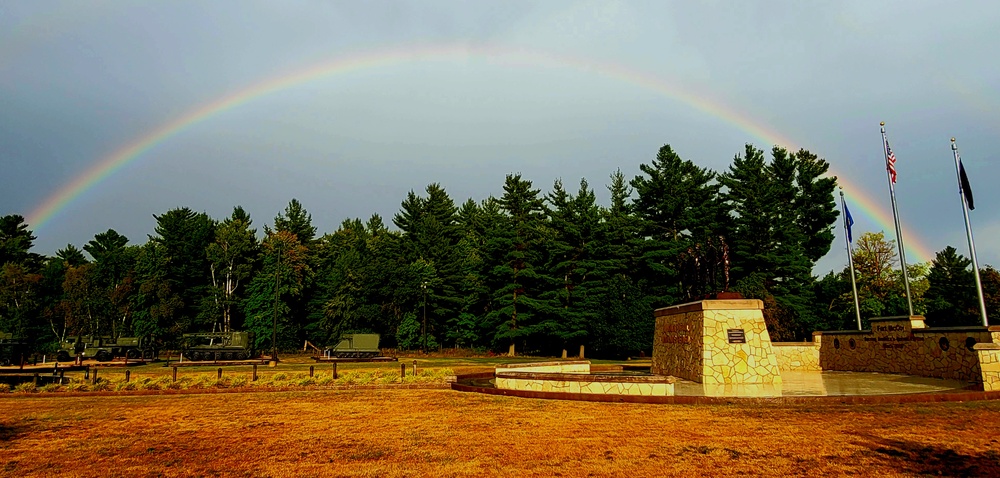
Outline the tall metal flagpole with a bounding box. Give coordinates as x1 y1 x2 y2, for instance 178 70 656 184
880 122 914 316
951 138 989 326
840 188 863 330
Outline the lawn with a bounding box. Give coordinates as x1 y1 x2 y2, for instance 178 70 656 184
2 385 1000 477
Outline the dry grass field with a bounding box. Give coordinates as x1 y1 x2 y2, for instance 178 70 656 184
2 387 1000 477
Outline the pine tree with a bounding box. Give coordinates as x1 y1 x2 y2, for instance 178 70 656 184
924 246 979 326
487 174 551 355
631 144 722 304
150 208 216 333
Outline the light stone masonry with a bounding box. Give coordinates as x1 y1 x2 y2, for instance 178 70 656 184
652 299 781 385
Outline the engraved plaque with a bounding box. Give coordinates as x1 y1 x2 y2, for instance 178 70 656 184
727 329 746 344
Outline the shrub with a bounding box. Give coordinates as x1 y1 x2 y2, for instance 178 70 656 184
66 381 89 392
13 382 37 393
0 383 10 393
90 379 112 392
39 383 64 393
317 375 333 386
115 380 137 392
230 375 248 388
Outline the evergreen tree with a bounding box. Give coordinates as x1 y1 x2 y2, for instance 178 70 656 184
149 208 216 332
924 246 979 326
631 144 722 304
0 214 42 270
270 198 317 244
487 173 551 355
542 178 605 357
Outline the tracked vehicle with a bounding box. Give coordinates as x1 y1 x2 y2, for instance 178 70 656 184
324 333 380 358
181 331 255 361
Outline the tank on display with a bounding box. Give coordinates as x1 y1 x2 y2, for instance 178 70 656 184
181 331 255 361
324 334 381 358
57 335 157 362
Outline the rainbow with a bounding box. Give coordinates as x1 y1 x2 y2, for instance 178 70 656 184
24 43 934 263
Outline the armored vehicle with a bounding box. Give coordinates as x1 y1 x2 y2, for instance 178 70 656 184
181 331 254 361
0 332 29 367
57 335 157 362
324 333 380 358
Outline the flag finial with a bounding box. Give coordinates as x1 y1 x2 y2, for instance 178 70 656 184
880 121 885 126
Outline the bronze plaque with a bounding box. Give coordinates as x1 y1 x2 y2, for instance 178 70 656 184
727 329 746 344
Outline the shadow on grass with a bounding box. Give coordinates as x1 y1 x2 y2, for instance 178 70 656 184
856 435 1000 477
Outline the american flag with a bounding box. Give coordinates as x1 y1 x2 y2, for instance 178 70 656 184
885 140 897 184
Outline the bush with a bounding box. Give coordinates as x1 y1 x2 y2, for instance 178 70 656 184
0 383 10 393
39 383 64 393
13 382 37 393
230 375 249 388
90 379 112 392
66 381 89 392
115 380 137 392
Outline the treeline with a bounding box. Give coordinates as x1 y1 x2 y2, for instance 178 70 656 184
2 143 997 357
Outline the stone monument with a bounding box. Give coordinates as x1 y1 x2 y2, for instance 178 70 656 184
651 299 781 386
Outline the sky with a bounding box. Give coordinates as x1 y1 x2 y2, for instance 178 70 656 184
2 0 998 275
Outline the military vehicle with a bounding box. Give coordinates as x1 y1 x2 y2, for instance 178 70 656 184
181 331 255 361
56 335 157 362
324 333 381 358
0 332 29 366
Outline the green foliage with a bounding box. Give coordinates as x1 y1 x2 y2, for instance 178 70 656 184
925 246 979 326
5 141 859 356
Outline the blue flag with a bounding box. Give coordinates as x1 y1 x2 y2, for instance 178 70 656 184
845 203 855 243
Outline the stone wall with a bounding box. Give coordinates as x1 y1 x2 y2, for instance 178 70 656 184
975 343 1000 391
772 343 821 371
816 316 997 382
495 371 675 396
496 361 590 374
652 299 782 385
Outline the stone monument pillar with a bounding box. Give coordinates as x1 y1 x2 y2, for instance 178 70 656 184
652 299 781 386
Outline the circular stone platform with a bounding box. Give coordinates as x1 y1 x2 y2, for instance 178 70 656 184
453 369 999 404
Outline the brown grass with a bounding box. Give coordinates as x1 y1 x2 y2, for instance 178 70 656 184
2 388 1000 477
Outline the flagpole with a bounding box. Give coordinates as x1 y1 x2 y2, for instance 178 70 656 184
880 122 914 316
951 138 988 326
840 188 862 330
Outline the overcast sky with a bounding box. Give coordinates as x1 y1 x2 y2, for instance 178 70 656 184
2 1 998 274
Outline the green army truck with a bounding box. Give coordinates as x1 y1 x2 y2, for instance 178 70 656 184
57 335 157 362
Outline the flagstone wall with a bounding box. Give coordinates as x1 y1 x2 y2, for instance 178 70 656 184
815 317 999 382
975 343 1000 391
495 370 675 396
651 300 782 385
771 343 821 371
496 361 590 374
